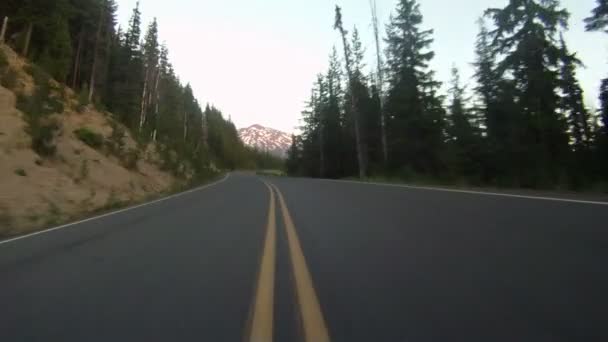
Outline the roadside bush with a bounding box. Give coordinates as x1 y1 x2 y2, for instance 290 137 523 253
14 168 27 177
104 190 127 211
121 148 140 170
17 81 64 118
29 119 59 157
16 64 66 159
74 127 104 149
0 67 18 89
106 120 126 156
77 85 89 112
45 201 62 226
24 64 51 88
0 49 7 69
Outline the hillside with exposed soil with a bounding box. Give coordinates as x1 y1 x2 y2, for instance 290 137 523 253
0 44 177 237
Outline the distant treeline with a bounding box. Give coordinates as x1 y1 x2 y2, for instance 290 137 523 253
0 0 282 178
287 0 608 191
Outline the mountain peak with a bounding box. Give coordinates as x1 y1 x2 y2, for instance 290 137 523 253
238 125 292 158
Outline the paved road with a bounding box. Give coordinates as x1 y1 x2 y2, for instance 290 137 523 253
1 173 607 341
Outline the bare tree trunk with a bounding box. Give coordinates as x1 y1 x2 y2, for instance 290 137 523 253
335 6 368 179
88 2 105 103
139 75 148 131
202 110 209 147
319 120 325 177
152 68 161 142
140 61 159 133
71 29 84 89
148 67 158 110
370 0 388 165
22 22 33 57
313 88 325 178
183 111 188 142
0 17 8 44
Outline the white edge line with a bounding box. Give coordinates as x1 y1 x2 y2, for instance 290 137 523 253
318 178 608 206
0 173 230 245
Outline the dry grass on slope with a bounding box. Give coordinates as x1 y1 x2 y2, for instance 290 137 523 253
0 45 176 238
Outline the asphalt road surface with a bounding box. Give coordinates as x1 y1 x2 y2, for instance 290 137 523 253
1 173 607 341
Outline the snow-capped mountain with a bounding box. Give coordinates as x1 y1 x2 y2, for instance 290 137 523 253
238 124 292 158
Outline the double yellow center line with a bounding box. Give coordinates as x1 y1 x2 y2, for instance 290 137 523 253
247 181 331 342
248 183 277 341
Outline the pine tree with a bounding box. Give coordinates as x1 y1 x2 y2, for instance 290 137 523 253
299 83 322 177
446 66 482 180
320 49 348 178
65 0 116 98
472 18 496 134
366 84 384 170
369 0 388 165
344 26 374 177
597 79 608 174
316 75 327 177
152 44 169 141
124 2 141 60
286 135 302 176
17 0 74 81
38 5 72 82
601 80 608 138
447 67 473 142
87 0 108 102
558 35 591 151
111 2 143 128
485 0 570 186
384 0 444 176
334 6 368 178
472 18 524 185
14 0 43 57
585 0 608 178
585 0 608 33
139 18 160 132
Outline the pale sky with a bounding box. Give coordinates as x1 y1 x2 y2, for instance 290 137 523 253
116 0 608 133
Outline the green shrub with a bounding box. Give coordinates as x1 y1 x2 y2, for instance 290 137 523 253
24 64 51 88
45 201 62 226
16 93 36 116
16 69 64 159
74 127 104 149
47 94 64 114
104 190 127 211
17 82 64 119
29 120 59 157
121 148 140 170
0 49 7 68
14 168 27 177
77 85 89 112
106 121 126 155
0 67 18 89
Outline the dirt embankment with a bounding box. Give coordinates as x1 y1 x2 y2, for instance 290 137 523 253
0 45 176 237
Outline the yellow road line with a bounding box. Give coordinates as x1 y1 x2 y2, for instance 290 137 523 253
248 183 277 342
269 183 331 342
